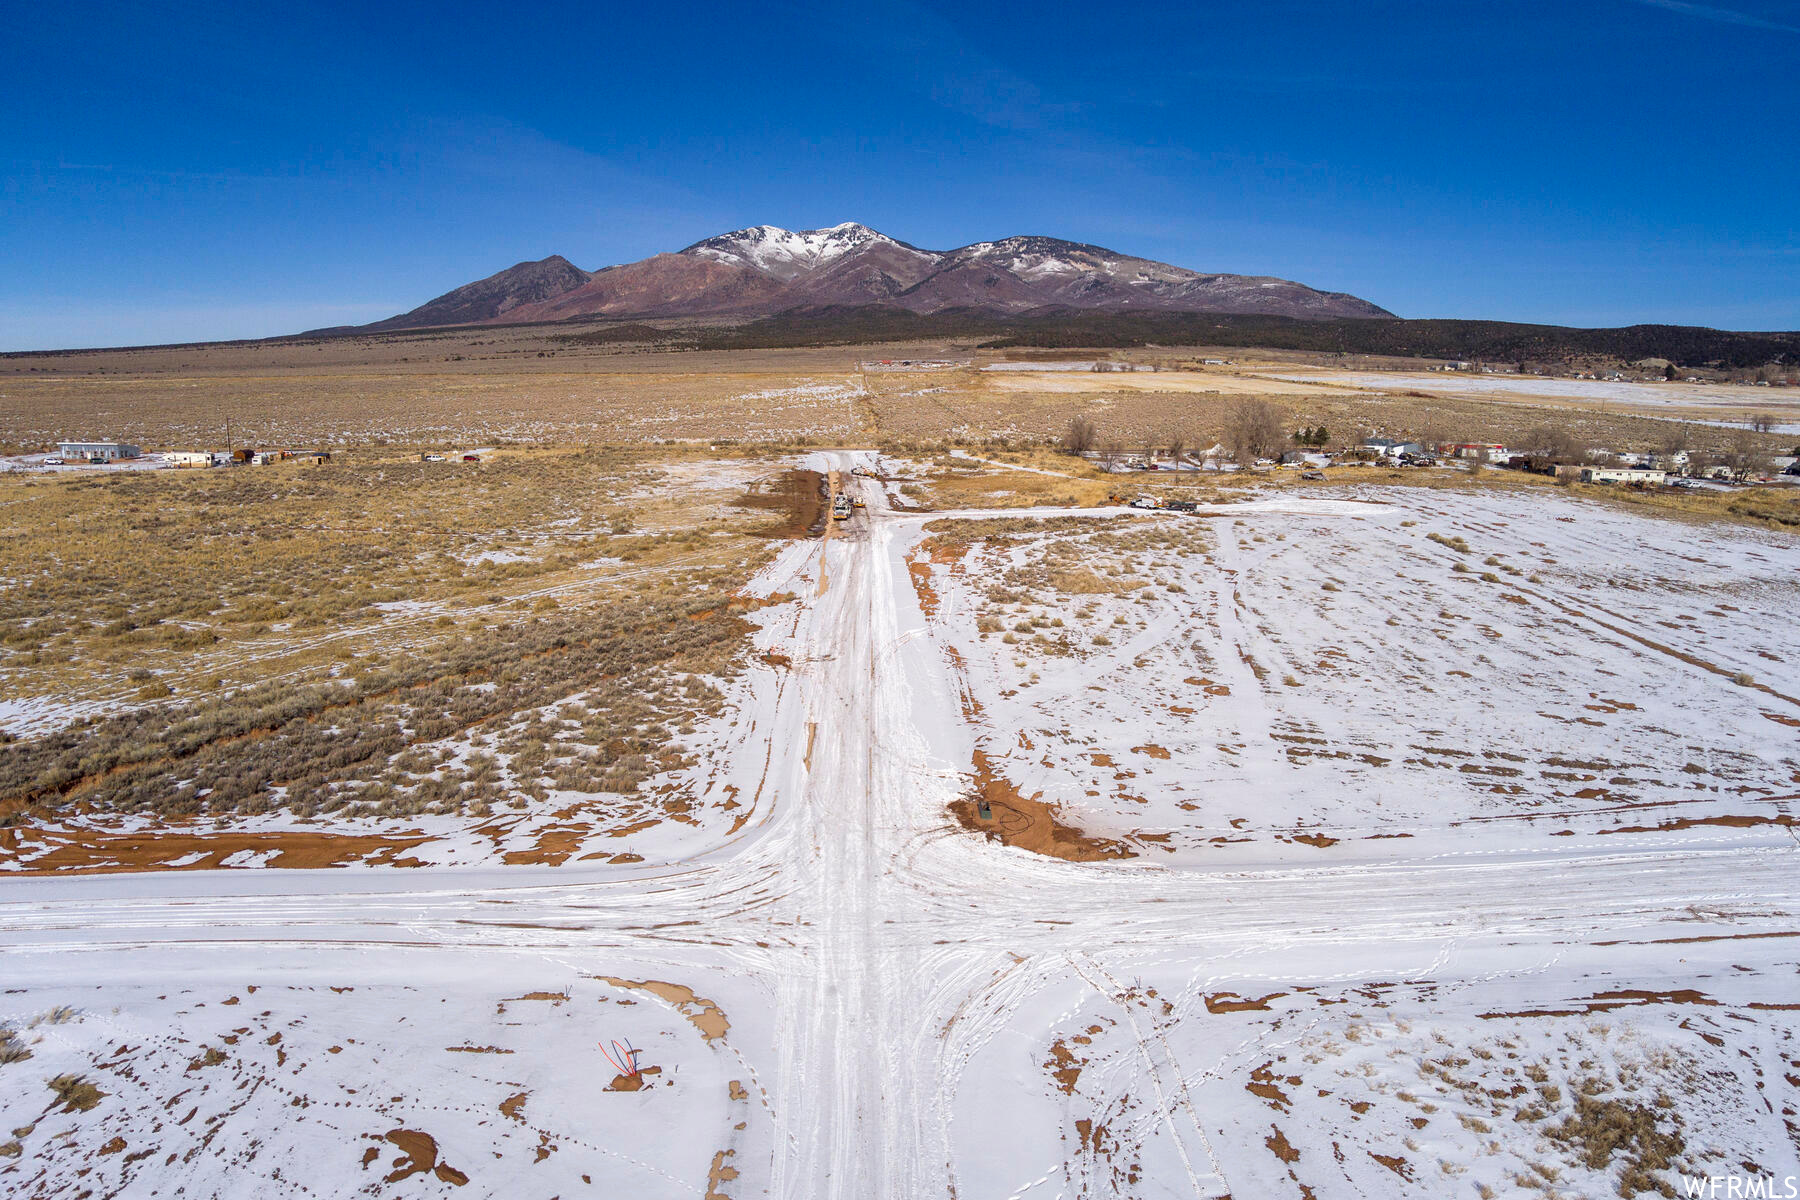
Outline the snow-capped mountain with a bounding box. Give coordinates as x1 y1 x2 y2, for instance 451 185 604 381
682 223 934 283
356 224 1393 331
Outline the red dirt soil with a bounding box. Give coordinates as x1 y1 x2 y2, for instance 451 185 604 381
0 828 432 874
947 749 1136 862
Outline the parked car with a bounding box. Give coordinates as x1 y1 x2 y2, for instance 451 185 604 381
43 457 63 465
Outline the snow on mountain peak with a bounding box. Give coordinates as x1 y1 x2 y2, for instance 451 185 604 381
681 222 908 281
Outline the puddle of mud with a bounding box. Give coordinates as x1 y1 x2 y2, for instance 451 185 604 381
735 468 827 538
948 749 1136 862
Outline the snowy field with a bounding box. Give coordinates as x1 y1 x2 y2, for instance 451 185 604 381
917 487 1800 863
4 458 1798 1198
1258 370 1800 434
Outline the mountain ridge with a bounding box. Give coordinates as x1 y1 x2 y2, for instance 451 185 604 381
342 223 1395 332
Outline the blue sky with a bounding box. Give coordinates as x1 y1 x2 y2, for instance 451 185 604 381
3 0 1797 349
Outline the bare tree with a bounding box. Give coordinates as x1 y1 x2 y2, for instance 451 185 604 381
1415 423 1448 457
1524 424 1583 463
1061 415 1097 455
1223 399 1284 466
1167 433 1187 472
1724 429 1769 482
1751 413 1778 434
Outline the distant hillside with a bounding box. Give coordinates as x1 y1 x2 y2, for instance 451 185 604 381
614 306 1797 369
360 255 593 332
974 311 1800 368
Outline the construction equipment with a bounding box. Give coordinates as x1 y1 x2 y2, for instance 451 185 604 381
832 494 853 520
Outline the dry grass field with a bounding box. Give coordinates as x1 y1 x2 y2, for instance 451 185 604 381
0 446 810 868
0 368 867 451
9 331 1794 461
870 365 1793 458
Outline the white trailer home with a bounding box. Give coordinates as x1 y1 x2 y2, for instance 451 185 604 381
1579 467 1667 485
57 440 141 461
